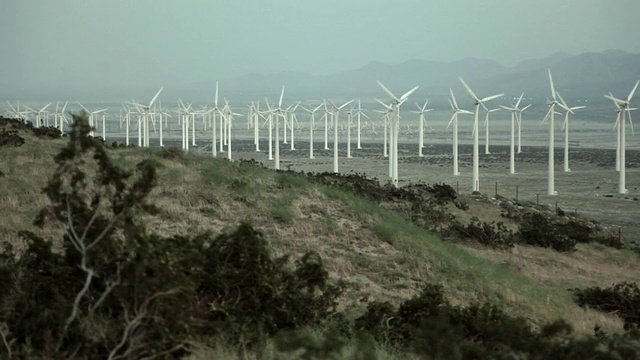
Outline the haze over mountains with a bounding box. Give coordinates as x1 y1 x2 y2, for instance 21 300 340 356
213 50 640 103
5 50 640 105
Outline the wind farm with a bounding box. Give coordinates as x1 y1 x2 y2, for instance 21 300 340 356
4 1 640 358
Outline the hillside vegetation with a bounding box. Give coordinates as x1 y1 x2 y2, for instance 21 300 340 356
1 114 640 359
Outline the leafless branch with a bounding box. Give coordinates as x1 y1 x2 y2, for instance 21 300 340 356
90 263 121 315
0 324 11 359
108 289 183 360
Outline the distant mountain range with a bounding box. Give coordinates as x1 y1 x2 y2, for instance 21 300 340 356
208 49 640 104
4 50 640 105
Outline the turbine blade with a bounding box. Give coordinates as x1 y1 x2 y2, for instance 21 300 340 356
377 80 400 102
515 93 524 109
556 92 573 114
339 99 354 110
458 76 479 101
447 113 456 129
548 69 556 100
77 102 90 113
627 80 639 103
215 82 219 106
149 87 163 107
628 109 635 136
400 86 419 101
449 88 459 109
481 93 503 103
521 104 532 111
375 98 392 110
279 85 285 108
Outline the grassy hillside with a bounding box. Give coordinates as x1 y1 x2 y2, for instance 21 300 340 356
2 116 640 358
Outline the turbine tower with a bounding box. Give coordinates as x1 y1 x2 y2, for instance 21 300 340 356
327 100 354 173
500 93 524 175
458 77 503 192
411 99 433 157
605 80 639 194
556 93 585 172
377 81 418 187
448 89 473 176
483 107 500 154
543 70 559 195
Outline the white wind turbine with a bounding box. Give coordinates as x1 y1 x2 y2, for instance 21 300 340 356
54 101 68 132
372 107 392 158
483 107 500 154
131 87 163 147
353 99 369 149
77 103 108 138
541 69 563 195
605 80 639 194
448 89 474 176
321 104 331 150
327 99 354 173
287 102 300 150
610 99 637 172
458 77 503 192
178 99 192 151
556 93 585 173
210 82 223 157
28 103 52 127
221 100 243 161
516 102 532 153
500 93 524 175
265 86 287 170
410 99 433 157
301 103 324 159
346 104 355 158
377 81 419 187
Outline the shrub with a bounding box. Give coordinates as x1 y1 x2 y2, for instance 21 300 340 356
518 212 577 252
571 282 640 329
452 217 515 250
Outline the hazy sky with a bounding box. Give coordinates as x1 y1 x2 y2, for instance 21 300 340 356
2 0 640 91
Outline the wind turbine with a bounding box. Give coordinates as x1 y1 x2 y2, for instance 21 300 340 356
353 99 368 149
265 86 287 170
500 93 524 175
542 70 561 195
410 99 433 157
29 103 52 127
605 80 639 194
458 77 503 192
448 89 474 176
221 100 243 161
377 81 419 187
178 99 192 151
327 99 354 173
483 107 500 154
556 93 585 172
130 87 163 147
54 101 68 132
516 103 531 153
77 103 108 138
301 103 323 159
372 106 392 158
287 102 300 150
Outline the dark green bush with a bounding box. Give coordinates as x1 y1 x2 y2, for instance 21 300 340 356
452 216 515 249
571 282 640 329
518 212 577 252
